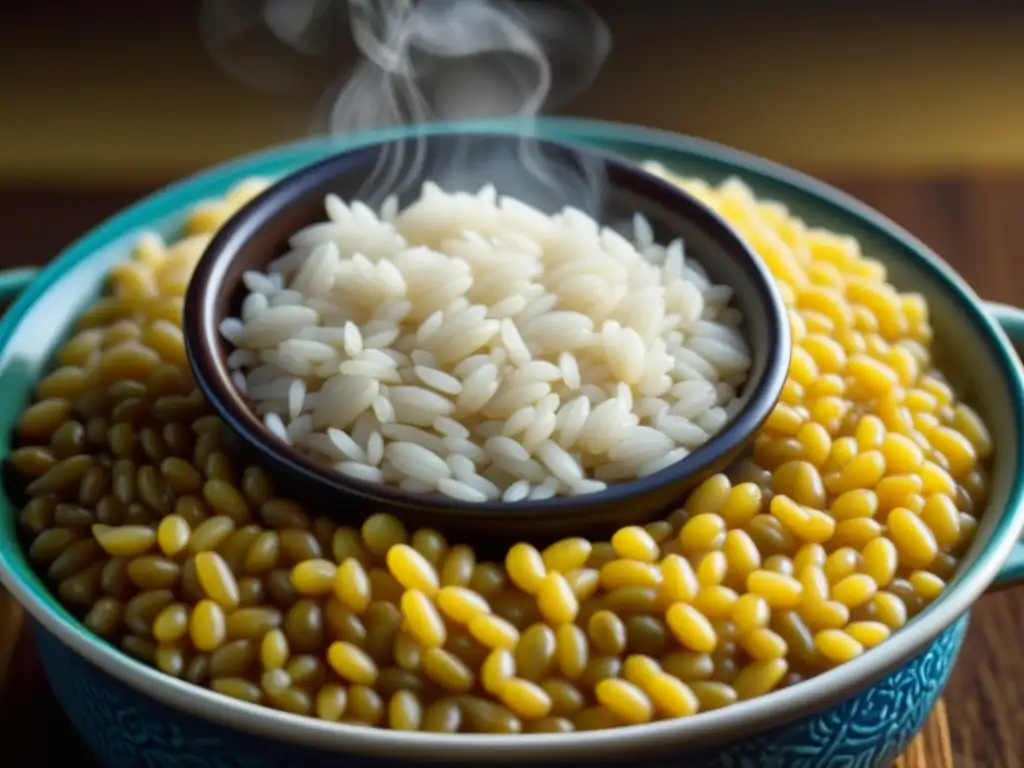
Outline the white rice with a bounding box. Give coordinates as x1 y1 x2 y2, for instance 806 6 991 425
222 181 752 501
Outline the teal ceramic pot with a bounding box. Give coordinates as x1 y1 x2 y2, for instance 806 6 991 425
1 119 1023 767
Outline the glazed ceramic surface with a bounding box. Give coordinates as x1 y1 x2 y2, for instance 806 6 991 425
33 613 969 767
1 120 1023 768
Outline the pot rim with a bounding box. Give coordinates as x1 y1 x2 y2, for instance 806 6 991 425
1 117 1022 761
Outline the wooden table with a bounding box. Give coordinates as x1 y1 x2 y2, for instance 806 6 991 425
2 175 1023 767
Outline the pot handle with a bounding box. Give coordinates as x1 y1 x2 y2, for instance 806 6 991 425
0 268 38 307
0 267 36 690
985 301 1024 588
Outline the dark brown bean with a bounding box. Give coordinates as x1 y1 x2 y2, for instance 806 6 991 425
27 455 93 495
184 654 210 685
459 697 521 734
29 527 78 563
209 639 259 678
125 589 176 635
8 446 58 478
203 479 250 524
266 568 297 608
155 644 188 677
78 465 111 507
173 495 208 527
284 654 326 687
244 531 281 574
363 601 403 664
48 538 103 581
139 427 167 464
111 459 137 505
126 555 181 589
100 557 132 598
84 596 124 637
578 655 622 691
212 677 262 704
236 577 265 606
240 466 276 507
625 615 671 657
377 667 430 697
225 606 283 640
123 503 155 526
284 599 326 653
137 465 174 514
161 423 192 457
121 634 157 663
108 423 137 460
51 420 86 458
324 600 368 645
491 591 540 630
19 496 56 535
160 457 204 494
514 624 556 681
203 453 237 485
279 529 322 564
84 417 109 450
261 499 310 530
53 504 95 528
57 560 105 606
95 495 125 525
216 526 262 574
421 698 462 733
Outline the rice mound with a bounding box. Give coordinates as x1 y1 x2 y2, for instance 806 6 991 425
220 182 752 502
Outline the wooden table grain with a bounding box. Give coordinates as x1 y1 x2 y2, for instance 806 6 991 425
1 175 1023 767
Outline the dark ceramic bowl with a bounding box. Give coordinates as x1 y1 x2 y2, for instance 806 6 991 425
183 131 790 545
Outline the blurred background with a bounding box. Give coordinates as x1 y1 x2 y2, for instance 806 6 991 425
3 0 1024 185
3 0 1023 297
5 0 1024 276
2 2 1024 766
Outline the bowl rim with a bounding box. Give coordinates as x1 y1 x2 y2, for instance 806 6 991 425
0 117 1022 761
184 130 792 522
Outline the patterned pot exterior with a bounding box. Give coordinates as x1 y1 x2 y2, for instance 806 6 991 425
33 612 968 768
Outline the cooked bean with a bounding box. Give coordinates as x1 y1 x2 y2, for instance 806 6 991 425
8 176 988 737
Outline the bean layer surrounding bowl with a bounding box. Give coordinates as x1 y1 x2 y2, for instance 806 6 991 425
8 170 989 735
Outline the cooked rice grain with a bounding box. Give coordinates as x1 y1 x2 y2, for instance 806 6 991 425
220 184 752 500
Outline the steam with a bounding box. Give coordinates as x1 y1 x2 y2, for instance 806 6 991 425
201 0 612 209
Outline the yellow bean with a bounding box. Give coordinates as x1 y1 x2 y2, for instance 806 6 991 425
505 543 547 595
499 678 553 720
815 629 864 664
536 572 579 625
831 574 878 609
333 558 372 613
746 570 803 610
436 586 490 625
290 559 337 597
665 602 717 653
190 599 227 652
734 658 788 699
595 679 653 725
194 551 240 610
400 589 447 648
469 613 520 651
327 641 378 685
386 544 440 597
610 526 659 563
643 672 699 717
540 538 592 572
678 514 727 553
887 507 939 568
